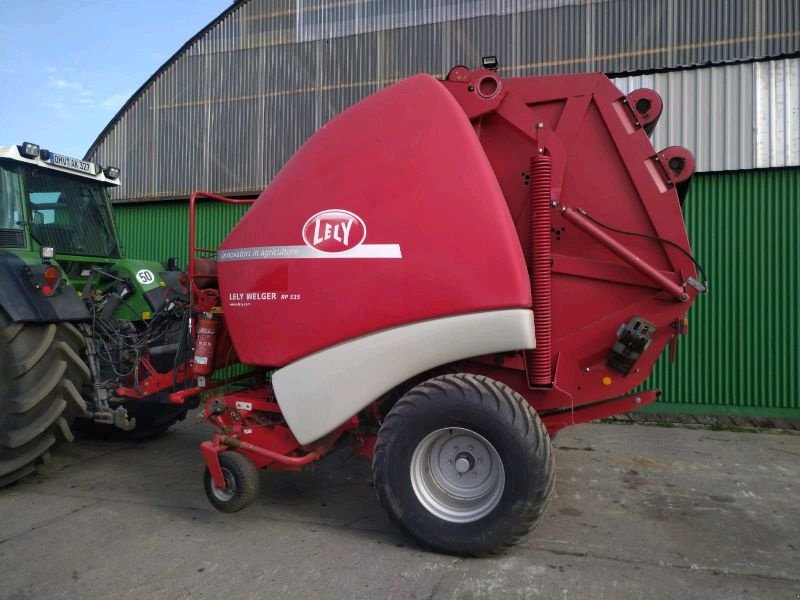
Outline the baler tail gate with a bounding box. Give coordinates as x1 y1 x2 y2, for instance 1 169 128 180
189 59 703 556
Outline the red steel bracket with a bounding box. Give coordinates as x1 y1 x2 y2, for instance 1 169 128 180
541 389 660 434
200 441 227 490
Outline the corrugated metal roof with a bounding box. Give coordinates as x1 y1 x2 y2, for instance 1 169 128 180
87 0 800 202
612 58 800 172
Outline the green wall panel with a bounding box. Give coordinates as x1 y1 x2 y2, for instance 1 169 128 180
113 199 250 267
112 168 800 418
639 168 799 419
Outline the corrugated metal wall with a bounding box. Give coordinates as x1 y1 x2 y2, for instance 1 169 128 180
113 168 800 419
88 0 800 202
612 58 800 172
643 168 800 419
113 199 249 267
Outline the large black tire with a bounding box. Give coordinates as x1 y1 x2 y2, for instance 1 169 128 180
0 309 89 487
203 451 259 513
373 373 555 556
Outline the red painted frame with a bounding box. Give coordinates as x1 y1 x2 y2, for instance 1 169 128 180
192 66 700 488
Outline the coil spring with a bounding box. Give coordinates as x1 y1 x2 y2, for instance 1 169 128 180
529 154 553 386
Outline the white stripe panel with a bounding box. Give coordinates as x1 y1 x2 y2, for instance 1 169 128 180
273 309 536 445
217 244 402 261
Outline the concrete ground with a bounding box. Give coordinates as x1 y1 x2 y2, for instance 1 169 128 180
0 420 797 600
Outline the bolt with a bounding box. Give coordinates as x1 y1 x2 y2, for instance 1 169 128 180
679 292 689 302
472 472 477 478
477 458 483 464
448 460 452 465
468 445 473 451
584 367 591 372
635 397 642 404
455 456 471 474
537 122 544 128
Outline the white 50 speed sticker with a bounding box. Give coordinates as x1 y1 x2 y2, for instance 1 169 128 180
136 269 155 285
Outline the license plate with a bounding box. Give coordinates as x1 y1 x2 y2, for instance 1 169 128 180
49 153 96 175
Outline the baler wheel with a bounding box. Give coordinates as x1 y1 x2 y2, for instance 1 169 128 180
0 309 89 487
203 451 259 513
373 373 555 556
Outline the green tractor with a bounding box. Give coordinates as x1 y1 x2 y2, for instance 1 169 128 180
0 141 197 486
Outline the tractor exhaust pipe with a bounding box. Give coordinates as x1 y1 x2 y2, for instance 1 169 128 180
528 153 553 387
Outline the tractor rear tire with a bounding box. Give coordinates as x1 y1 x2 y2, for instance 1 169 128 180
0 309 89 487
203 451 259 513
373 373 555 556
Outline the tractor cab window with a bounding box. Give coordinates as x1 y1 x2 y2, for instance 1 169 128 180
25 168 121 258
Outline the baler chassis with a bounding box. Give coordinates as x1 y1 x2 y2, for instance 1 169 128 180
184 60 704 556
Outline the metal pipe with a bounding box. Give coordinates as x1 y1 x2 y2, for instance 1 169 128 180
187 190 255 281
529 154 553 386
218 435 321 466
560 205 687 300
167 370 259 404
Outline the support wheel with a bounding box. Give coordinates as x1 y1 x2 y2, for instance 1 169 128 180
203 451 259 513
0 309 89 487
373 374 555 556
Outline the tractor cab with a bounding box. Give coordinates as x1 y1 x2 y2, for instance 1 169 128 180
0 142 122 267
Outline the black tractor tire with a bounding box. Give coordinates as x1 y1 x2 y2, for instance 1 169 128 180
373 373 555 556
0 309 89 487
203 451 259 513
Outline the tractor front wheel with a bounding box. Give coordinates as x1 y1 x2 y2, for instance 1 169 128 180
373 373 555 556
0 309 89 487
203 451 259 513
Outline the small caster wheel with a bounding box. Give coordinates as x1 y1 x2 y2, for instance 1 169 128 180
203 451 259 513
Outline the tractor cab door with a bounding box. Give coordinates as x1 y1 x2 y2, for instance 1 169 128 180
0 161 25 249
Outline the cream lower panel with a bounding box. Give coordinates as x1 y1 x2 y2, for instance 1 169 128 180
272 309 535 445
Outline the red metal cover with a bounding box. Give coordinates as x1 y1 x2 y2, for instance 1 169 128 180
217 74 531 367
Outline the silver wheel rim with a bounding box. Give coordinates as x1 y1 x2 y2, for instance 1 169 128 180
410 427 505 523
210 468 236 502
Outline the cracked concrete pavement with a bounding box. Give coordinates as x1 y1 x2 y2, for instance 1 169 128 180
0 421 797 599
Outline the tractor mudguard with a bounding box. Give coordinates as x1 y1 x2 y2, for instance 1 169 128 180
0 251 89 323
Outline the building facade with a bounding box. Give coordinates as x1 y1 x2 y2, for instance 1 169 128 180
89 0 800 423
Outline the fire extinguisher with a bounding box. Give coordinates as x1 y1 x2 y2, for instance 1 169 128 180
193 312 218 380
